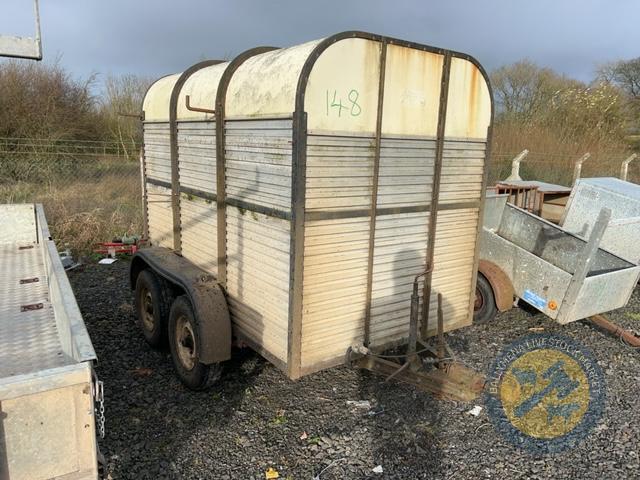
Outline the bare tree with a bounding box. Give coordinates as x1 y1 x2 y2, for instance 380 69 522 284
598 58 640 99
597 58 640 130
100 74 152 156
0 59 100 140
491 60 582 123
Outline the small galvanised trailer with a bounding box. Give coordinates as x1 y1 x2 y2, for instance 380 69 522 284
0 204 101 480
562 177 640 264
474 193 640 323
131 31 492 401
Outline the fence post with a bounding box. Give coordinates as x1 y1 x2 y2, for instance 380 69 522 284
504 149 529 181
572 152 591 186
620 153 638 181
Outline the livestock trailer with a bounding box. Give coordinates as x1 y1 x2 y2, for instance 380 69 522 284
476 194 640 324
132 32 492 392
0 204 100 480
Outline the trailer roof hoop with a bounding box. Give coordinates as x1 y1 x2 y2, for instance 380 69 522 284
0 0 42 60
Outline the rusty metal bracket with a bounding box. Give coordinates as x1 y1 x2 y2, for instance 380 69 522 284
185 95 215 115
589 314 640 348
118 112 145 120
357 355 484 402
407 266 431 359
19 277 39 284
352 283 485 403
21 303 43 312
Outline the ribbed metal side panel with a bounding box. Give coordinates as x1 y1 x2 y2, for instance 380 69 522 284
226 207 291 363
377 139 435 207
427 208 479 331
370 139 485 344
305 135 375 211
177 121 216 193
369 211 429 343
301 135 486 369
369 138 434 344
180 196 217 275
146 183 173 248
143 123 171 183
301 134 375 367
224 119 293 364
225 119 293 211
439 140 485 204
177 121 217 274
427 139 486 331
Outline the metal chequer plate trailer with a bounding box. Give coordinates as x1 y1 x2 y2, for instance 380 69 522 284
131 31 492 395
0 204 100 480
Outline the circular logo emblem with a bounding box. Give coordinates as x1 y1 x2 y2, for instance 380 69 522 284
485 333 605 454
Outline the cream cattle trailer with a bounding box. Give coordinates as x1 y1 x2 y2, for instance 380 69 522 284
131 31 492 392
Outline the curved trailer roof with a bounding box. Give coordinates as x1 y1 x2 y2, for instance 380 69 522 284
143 31 492 139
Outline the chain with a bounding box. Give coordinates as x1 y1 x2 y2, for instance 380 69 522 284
94 377 106 439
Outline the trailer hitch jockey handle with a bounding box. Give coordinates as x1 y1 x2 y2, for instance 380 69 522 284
407 263 433 358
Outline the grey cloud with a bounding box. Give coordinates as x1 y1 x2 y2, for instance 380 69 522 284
1 0 638 86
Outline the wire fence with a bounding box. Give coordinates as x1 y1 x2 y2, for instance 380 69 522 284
0 138 142 254
488 151 639 186
0 137 637 255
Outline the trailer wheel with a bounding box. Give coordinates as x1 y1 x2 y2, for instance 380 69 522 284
134 269 169 348
474 274 497 323
168 295 222 390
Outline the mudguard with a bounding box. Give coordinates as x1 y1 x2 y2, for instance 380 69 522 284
478 259 515 312
130 247 231 364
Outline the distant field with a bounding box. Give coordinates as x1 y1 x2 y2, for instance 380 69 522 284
0 149 142 255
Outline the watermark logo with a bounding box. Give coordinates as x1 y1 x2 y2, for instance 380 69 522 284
485 333 605 454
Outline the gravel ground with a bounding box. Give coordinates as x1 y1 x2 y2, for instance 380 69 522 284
69 260 640 479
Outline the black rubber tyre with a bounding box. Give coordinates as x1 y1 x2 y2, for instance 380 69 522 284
474 274 498 323
134 269 170 348
168 295 222 390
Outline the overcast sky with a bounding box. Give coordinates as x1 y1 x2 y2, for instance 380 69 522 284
1 0 639 89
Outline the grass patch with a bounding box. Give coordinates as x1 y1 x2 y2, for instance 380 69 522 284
0 156 142 256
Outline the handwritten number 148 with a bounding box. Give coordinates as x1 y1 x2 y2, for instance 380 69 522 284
326 89 362 117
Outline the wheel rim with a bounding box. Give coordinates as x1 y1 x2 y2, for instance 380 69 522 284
474 287 484 312
175 315 197 371
140 287 155 332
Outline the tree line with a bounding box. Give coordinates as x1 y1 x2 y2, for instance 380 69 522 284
0 60 151 155
1 57 639 156
491 58 640 157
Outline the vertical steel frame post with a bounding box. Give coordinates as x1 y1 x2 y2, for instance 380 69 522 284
169 60 224 254
214 47 278 288
421 53 452 338
363 40 388 346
